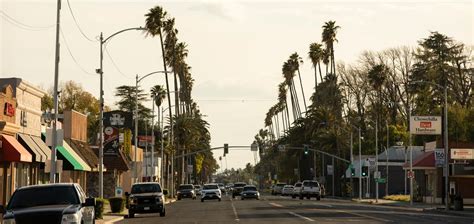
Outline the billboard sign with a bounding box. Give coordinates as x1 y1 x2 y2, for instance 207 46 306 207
451 148 474 160
410 116 441 135
104 111 133 129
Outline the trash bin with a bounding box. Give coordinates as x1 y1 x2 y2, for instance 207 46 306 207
454 195 464 211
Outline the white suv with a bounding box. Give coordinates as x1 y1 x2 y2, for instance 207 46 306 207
201 184 222 202
299 180 321 200
292 182 302 198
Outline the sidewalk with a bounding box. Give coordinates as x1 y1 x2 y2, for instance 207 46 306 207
96 198 177 224
353 198 474 217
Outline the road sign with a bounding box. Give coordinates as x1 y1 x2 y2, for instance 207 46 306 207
376 178 386 183
278 145 285 152
435 148 445 167
251 142 258 151
374 171 381 179
187 165 193 173
327 165 334 175
410 116 442 135
407 171 415 179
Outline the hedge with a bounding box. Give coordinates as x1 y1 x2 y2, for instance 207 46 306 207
95 198 107 219
108 197 126 213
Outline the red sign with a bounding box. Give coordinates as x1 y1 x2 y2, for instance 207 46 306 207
420 122 432 128
407 171 415 179
4 102 15 117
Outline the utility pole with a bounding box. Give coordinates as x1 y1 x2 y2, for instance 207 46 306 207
443 86 449 211
50 0 61 183
98 32 104 198
358 128 362 200
151 102 155 182
375 118 379 203
350 131 354 198
386 122 389 197
135 75 139 184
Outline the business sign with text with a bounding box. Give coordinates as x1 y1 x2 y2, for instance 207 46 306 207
410 116 441 135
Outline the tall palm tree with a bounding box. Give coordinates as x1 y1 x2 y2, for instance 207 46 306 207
289 53 307 112
283 61 302 121
308 43 324 90
322 21 340 75
150 85 167 127
163 18 181 116
145 6 173 137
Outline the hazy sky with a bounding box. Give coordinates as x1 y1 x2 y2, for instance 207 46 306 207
1 0 472 169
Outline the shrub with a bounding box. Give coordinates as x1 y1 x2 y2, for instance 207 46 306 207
383 194 410 202
108 197 126 213
95 198 107 219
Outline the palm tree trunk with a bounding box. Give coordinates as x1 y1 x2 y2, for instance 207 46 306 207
288 86 297 121
291 80 301 118
314 66 318 93
332 50 336 76
318 62 323 84
158 28 173 141
281 111 286 133
285 102 291 128
297 68 307 112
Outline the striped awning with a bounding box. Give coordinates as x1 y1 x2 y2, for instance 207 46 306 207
17 134 47 163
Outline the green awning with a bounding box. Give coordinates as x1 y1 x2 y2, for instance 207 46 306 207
57 146 84 171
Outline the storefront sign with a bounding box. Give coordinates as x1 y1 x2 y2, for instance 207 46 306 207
138 135 154 147
410 116 442 135
435 148 445 167
451 148 474 160
103 111 133 129
4 102 15 116
104 126 119 155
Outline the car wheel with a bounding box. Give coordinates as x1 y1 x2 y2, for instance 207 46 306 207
292 195 296 199
299 195 304 200
241 197 244 200
232 194 235 199
128 211 135 218
307 196 310 199
177 197 181 200
219 198 222 202
201 198 204 202
160 208 166 217
317 196 321 201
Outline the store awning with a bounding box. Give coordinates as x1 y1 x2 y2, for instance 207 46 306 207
17 134 47 163
62 141 92 171
403 151 436 170
1 134 32 162
65 139 99 171
30 135 51 161
57 146 84 171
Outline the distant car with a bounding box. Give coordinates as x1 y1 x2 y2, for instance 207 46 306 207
292 182 302 198
126 182 167 218
194 185 202 196
217 183 226 193
177 184 196 200
226 183 234 192
271 183 287 195
232 182 247 198
300 180 321 200
0 183 96 224
281 185 294 196
241 185 260 200
201 184 222 202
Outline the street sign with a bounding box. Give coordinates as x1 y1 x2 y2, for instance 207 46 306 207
410 116 442 135
278 145 285 152
407 171 415 179
435 148 445 167
187 165 193 173
374 171 381 179
376 178 386 183
251 142 258 151
46 128 64 147
327 165 334 175
451 148 474 160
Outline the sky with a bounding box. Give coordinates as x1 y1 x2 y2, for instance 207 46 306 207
1 0 472 170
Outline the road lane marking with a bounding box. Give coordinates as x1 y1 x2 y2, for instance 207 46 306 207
333 209 392 223
269 202 284 208
314 203 332 208
288 211 315 222
231 200 240 221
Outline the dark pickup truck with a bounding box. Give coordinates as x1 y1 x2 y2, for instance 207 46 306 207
126 182 167 218
231 182 247 198
0 183 96 224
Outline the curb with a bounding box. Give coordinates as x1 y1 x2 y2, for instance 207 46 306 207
350 199 427 212
104 216 124 224
428 208 474 218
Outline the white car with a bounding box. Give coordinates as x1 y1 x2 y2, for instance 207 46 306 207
292 182 302 198
201 184 222 202
300 180 321 200
281 185 294 196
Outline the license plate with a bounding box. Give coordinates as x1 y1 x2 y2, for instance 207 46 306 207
144 207 150 210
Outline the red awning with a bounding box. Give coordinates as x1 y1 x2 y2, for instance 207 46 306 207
1 134 32 162
403 151 435 170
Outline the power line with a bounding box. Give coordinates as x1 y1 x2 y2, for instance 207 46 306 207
65 0 96 42
103 44 133 79
0 10 55 31
60 28 97 76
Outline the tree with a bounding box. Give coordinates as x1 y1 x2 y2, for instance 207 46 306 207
163 18 181 116
308 43 324 91
322 21 340 75
289 52 307 112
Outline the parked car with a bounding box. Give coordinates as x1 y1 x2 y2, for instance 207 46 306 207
126 182 167 218
281 185 294 196
0 183 96 224
217 183 226 194
194 185 202 196
292 182 302 198
177 184 196 200
299 180 321 200
271 183 287 195
241 185 260 200
201 184 222 202
232 182 247 198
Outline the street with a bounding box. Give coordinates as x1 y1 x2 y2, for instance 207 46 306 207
116 194 474 224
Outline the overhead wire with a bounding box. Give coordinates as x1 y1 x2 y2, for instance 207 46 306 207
60 28 97 76
65 0 96 42
0 10 55 31
103 44 133 79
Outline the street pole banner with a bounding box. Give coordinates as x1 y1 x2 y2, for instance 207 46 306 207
104 111 133 129
435 148 445 167
410 116 442 135
104 126 120 155
451 148 474 160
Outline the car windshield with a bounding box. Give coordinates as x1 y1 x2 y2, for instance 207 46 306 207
131 184 162 194
194 185 201 189
243 186 257 191
8 186 79 209
277 183 286 187
203 185 218 190
284 185 293 188
234 183 246 187
218 183 224 187
295 183 302 187
303 182 319 187
179 185 194 190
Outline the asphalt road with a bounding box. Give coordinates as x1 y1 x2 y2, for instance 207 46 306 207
116 194 474 224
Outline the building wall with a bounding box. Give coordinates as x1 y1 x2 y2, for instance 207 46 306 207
63 110 87 142
14 81 45 137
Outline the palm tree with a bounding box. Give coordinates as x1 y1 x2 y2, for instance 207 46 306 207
145 6 173 137
308 43 324 91
150 85 167 129
283 61 301 121
322 21 341 75
289 52 307 112
163 18 181 116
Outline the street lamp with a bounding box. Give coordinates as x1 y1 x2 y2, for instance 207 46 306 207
135 71 169 184
96 27 146 198
348 124 362 200
411 80 449 210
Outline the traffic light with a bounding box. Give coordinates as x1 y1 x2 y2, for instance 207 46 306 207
304 145 309 155
224 143 229 156
361 166 368 177
351 168 356 177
